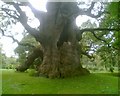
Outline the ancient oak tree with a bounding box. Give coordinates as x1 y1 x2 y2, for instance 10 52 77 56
1 1 119 78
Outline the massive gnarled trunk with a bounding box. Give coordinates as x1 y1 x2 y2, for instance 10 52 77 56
38 5 90 78
39 42 89 78
16 2 90 78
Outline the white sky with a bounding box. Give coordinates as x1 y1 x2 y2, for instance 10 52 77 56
0 22 24 57
0 1 98 57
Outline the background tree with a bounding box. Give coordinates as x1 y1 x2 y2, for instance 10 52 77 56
0 43 18 69
95 2 119 72
14 34 39 64
14 34 43 71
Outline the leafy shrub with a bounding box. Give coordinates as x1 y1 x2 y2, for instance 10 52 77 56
28 69 38 76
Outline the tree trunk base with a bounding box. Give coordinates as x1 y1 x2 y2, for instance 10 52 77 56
38 42 90 78
39 66 90 78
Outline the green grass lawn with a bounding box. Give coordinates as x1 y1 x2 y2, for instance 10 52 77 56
1 69 119 94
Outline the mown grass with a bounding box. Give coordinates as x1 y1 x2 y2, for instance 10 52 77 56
1 69 119 94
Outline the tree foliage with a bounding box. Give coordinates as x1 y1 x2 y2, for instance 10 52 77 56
14 34 39 64
0 43 18 69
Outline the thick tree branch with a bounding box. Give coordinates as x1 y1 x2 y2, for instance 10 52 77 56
76 28 119 41
85 11 105 18
0 28 35 48
27 3 46 22
87 2 96 12
1 2 51 46
80 28 119 33
9 3 41 41
85 2 106 18
79 28 119 50
81 51 94 59
75 2 108 18
91 31 119 50
4 2 46 22
2 2 39 38
1 8 19 20
16 46 43 72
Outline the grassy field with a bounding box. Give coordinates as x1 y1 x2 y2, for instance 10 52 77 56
1 69 119 94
